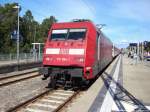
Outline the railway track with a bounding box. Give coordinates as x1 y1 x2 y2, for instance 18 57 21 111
7 89 79 112
0 71 41 87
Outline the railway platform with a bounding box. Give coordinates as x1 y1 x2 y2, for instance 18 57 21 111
0 59 39 67
0 60 41 74
65 54 150 112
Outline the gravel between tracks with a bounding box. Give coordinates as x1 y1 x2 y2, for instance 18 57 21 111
0 75 49 112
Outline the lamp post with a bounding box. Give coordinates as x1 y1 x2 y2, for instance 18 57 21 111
13 4 20 70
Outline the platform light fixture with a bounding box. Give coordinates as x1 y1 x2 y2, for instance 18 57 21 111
13 4 20 70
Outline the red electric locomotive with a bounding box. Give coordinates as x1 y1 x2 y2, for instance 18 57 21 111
40 20 113 88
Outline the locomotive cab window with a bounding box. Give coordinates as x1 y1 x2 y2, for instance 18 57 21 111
51 29 68 40
68 29 86 40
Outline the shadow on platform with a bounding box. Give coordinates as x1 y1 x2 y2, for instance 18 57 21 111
101 72 150 111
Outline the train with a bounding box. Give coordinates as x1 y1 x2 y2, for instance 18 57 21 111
39 20 120 88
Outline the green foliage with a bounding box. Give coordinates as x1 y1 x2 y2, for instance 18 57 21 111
0 3 18 53
0 3 57 53
40 16 57 41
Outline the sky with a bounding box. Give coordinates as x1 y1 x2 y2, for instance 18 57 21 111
1 0 150 48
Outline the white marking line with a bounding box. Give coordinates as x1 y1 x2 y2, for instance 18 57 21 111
69 49 84 55
47 95 67 100
116 101 136 112
99 56 121 112
46 48 60 54
31 103 57 109
26 108 49 112
146 106 150 110
113 101 150 111
112 101 119 111
53 92 72 96
41 99 63 104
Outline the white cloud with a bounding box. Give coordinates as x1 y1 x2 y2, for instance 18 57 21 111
120 39 129 44
49 0 96 22
110 0 150 22
101 24 149 44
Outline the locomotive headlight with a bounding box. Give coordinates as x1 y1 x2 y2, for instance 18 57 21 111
45 57 53 61
86 67 91 70
85 67 91 76
46 57 50 61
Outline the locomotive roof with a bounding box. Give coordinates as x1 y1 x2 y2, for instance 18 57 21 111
51 21 95 29
51 21 112 45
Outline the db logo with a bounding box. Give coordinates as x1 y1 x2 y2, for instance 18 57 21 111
60 49 68 54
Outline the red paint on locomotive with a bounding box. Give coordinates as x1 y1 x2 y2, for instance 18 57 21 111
40 20 116 88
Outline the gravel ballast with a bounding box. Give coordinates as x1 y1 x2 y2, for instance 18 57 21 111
0 75 49 112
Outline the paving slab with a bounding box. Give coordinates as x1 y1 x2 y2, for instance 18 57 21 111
123 55 150 105
63 55 120 112
63 55 150 112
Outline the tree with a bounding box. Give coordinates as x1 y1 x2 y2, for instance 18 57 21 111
0 3 58 53
0 3 18 53
21 10 35 52
40 16 57 42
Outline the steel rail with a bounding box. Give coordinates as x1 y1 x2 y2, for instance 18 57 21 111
6 89 79 112
0 70 38 81
0 72 41 87
53 90 80 112
6 89 51 112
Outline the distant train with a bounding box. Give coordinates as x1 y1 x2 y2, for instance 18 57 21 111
39 20 120 88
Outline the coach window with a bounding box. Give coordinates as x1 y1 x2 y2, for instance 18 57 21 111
50 29 68 40
68 29 86 40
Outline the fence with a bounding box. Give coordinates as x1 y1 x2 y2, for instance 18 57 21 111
0 53 43 63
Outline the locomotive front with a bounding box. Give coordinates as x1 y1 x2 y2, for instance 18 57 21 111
40 22 89 88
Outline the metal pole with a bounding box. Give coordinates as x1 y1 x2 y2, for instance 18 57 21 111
137 42 139 62
142 42 144 61
33 43 36 61
34 25 36 43
112 43 114 57
39 44 41 61
33 26 36 61
17 5 20 70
